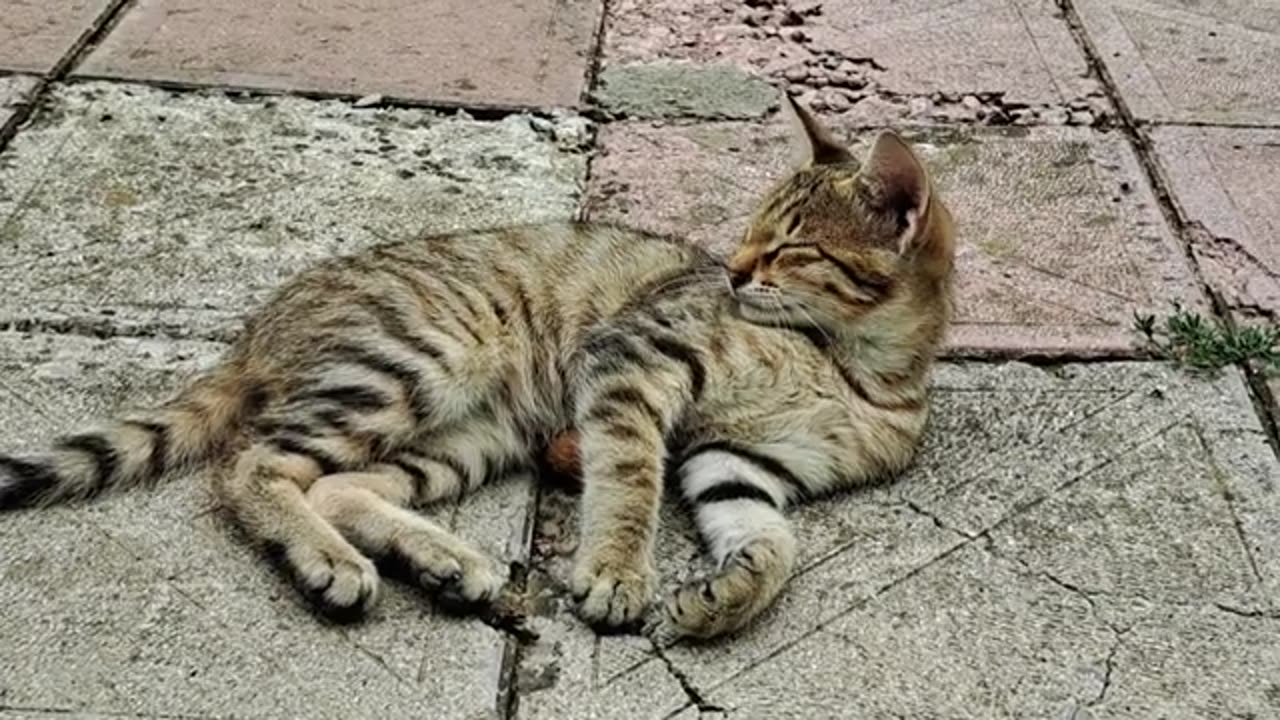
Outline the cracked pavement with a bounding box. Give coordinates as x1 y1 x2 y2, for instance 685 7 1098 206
3 0 1280 718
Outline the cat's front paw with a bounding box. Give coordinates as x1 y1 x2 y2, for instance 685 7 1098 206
571 554 655 630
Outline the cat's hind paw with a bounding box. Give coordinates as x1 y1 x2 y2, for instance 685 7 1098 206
397 533 506 609
287 542 381 622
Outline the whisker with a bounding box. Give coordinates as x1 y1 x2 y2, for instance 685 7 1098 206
793 303 835 347
644 267 726 298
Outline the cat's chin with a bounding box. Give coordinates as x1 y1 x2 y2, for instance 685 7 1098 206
733 298 804 328
732 298 779 324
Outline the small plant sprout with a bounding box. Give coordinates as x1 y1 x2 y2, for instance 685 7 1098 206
1132 303 1280 371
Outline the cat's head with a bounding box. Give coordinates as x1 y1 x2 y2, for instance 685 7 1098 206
728 97 955 344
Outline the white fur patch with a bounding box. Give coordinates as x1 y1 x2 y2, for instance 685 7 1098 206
694 500 790 563
679 450 790 507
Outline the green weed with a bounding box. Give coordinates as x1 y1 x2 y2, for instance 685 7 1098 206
1132 303 1280 371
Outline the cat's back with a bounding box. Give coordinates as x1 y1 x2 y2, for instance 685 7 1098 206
236 221 714 369
406 221 709 295
401 222 714 330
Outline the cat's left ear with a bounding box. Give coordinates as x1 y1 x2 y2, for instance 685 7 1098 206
784 93 854 166
862 131 930 252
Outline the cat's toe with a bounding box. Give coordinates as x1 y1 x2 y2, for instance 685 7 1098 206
289 544 380 621
571 560 654 630
643 609 684 648
399 536 504 608
437 555 505 608
660 581 716 639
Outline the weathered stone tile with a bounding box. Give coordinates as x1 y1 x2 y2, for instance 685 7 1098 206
600 0 1110 124
1148 126 1280 321
1075 0 1280 125
77 0 604 108
0 82 588 341
0 1 116 75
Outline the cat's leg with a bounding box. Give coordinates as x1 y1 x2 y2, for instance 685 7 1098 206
657 446 799 641
215 441 380 619
570 330 701 628
305 464 505 605
214 382 418 618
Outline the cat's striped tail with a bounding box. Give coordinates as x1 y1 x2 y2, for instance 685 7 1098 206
0 370 262 510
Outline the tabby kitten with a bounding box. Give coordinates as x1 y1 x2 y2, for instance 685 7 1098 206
0 98 953 640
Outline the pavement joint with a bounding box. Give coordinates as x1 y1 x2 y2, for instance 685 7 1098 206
0 705 225 720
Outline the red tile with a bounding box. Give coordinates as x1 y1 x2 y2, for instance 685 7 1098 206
0 0 117 74
77 0 604 108
601 0 1110 125
1150 127 1280 320
1076 0 1280 124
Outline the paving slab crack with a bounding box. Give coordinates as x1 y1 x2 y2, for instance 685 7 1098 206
704 540 973 696
899 497 977 539
0 0 136 151
1190 424 1266 585
1214 602 1280 620
651 640 724 717
1185 221 1280 290
985 541 1131 713
1087 628 1127 710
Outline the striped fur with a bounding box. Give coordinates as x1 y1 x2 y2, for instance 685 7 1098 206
0 99 953 639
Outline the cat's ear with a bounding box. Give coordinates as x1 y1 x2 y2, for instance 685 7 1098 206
862 131 930 252
784 93 854 166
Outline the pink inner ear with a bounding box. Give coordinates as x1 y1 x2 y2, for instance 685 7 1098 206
866 134 928 220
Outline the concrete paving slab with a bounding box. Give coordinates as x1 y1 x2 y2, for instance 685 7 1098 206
76 0 603 109
585 119 1204 356
1074 0 1280 125
0 82 589 342
0 75 40 130
600 0 1110 124
0 330 529 718
511 362 1280 717
0 1 116 75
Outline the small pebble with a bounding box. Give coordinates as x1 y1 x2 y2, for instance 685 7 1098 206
353 93 383 108
1070 110 1095 125
825 92 851 112
1042 107 1071 125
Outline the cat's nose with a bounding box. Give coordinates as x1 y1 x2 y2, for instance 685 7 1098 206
729 270 751 290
